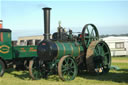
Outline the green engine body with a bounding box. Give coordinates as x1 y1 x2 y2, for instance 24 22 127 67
55 41 84 59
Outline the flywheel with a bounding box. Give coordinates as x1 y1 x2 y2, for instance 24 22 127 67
82 24 99 49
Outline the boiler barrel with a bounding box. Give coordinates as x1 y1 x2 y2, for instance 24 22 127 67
55 42 84 59
37 41 84 61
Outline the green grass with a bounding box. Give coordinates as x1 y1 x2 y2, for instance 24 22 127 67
112 56 128 60
0 57 128 85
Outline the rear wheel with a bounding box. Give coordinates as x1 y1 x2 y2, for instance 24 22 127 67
86 41 111 74
0 60 5 77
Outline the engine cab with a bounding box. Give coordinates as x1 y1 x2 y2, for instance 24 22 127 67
0 28 12 60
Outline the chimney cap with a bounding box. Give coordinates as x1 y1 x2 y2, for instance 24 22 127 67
42 7 51 10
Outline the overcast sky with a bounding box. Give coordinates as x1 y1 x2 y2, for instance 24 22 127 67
0 0 128 40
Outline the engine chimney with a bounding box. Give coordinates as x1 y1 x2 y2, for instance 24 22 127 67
43 7 51 40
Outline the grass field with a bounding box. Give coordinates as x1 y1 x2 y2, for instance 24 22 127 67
0 57 128 85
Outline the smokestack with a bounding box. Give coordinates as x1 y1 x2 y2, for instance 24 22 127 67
0 20 3 29
43 7 51 40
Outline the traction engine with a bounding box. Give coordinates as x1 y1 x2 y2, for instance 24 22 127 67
29 7 111 81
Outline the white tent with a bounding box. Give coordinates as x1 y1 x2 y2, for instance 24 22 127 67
102 36 128 56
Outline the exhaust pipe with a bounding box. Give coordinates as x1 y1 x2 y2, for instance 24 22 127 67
43 7 51 40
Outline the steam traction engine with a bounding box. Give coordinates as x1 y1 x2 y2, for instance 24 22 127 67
29 7 111 81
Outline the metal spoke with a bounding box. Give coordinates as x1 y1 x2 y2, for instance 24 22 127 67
104 51 109 56
91 29 95 39
95 46 100 55
69 70 74 74
69 60 74 67
91 28 94 34
101 43 105 48
87 39 91 46
97 45 101 54
62 68 68 72
62 64 66 69
68 73 72 79
63 71 67 75
100 46 104 56
94 49 99 56
86 27 90 36
66 58 70 65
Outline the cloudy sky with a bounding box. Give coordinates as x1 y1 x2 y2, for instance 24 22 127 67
0 0 128 40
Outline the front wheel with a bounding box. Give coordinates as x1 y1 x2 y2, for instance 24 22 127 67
58 55 78 81
0 59 5 77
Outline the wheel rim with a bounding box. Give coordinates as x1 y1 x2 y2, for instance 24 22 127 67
82 24 99 48
29 59 42 80
86 41 111 74
58 55 78 81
